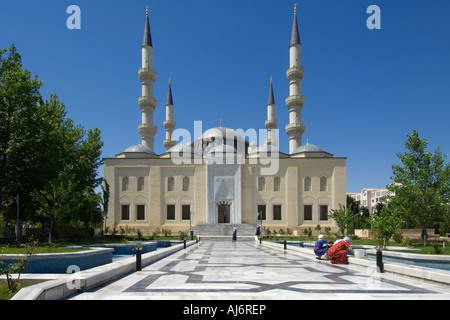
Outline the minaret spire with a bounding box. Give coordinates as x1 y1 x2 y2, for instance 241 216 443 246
286 4 305 154
164 77 176 151
291 4 301 46
265 76 278 146
138 6 157 151
143 6 153 47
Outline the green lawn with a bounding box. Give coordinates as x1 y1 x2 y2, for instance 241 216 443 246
0 284 29 300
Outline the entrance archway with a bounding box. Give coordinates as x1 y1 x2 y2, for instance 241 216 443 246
217 201 231 223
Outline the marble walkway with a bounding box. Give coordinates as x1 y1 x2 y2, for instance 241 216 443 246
69 240 450 300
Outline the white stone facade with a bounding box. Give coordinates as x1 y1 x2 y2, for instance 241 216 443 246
103 7 347 235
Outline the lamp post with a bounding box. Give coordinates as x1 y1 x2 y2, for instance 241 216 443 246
1 195 19 241
376 244 384 273
135 241 142 271
189 211 195 240
258 210 263 244
15 194 19 242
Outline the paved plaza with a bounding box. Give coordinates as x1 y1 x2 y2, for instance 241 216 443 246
69 240 450 300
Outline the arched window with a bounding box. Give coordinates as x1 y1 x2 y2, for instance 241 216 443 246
274 177 280 192
167 176 174 192
320 177 328 191
137 177 144 191
182 177 190 192
258 177 265 191
122 177 129 191
304 177 311 191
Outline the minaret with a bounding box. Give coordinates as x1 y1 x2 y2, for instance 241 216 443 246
164 78 176 151
285 4 306 154
138 6 158 151
265 76 278 146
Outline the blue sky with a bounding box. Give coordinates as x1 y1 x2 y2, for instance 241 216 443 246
1 0 449 193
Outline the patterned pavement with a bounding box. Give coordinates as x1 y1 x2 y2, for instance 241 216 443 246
69 240 450 300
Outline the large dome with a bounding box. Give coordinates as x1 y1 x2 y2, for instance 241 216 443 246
193 127 247 155
199 127 245 142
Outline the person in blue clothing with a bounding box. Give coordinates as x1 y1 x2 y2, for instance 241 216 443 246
314 234 330 260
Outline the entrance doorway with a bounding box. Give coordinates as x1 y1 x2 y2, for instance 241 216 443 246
217 203 231 223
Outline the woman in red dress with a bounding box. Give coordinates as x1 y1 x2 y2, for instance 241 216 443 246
327 237 354 264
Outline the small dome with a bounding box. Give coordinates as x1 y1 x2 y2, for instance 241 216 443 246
124 144 155 154
293 143 325 154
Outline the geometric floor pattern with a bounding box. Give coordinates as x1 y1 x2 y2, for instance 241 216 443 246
69 241 450 300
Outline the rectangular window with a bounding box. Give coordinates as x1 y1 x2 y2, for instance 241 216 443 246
182 205 191 221
121 205 130 221
167 204 175 221
273 205 282 221
257 205 266 221
136 205 145 221
320 205 329 221
304 205 313 221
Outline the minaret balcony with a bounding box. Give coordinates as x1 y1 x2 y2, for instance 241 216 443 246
285 123 306 136
285 95 305 108
138 96 157 109
163 120 176 130
265 119 278 130
164 139 176 150
138 67 157 82
138 123 158 136
286 66 304 81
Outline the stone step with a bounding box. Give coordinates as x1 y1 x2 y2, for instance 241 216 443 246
192 224 257 236
197 235 257 242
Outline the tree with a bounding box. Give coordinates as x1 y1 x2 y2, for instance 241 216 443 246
387 130 450 246
0 45 45 225
371 208 403 247
102 179 110 233
328 204 356 236
0 45 104 238
32 125 103 243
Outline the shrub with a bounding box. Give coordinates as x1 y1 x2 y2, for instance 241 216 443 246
401 237 412 247
0 239 38 293
393 232 403 243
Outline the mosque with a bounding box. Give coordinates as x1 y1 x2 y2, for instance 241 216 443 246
103 6 347 236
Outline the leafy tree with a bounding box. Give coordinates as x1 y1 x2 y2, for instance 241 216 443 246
387 130 450 246
0 45 104 239
0 45 45 224
328 204 356 236
346 194 371 229
102 179 110 233
371 208 403 247
32 126 103 243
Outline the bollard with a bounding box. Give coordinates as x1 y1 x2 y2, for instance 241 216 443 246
376 245 384 273
284 239 287 250
135 242 142 271
184 238 186 249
